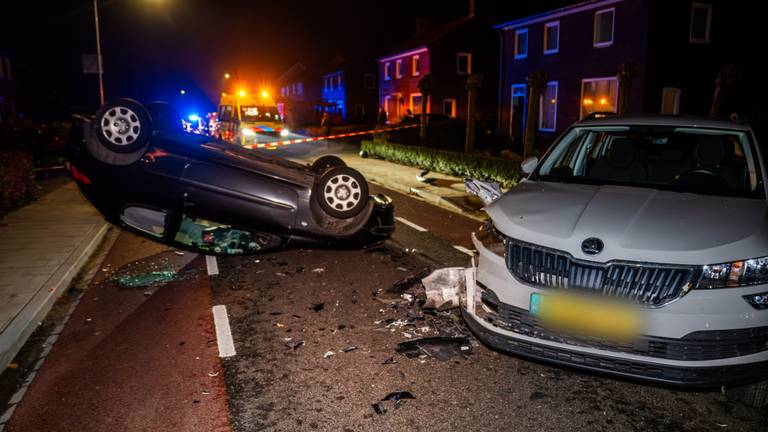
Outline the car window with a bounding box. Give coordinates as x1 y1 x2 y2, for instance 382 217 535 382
240 106 281 122
174 215 269 255
536 126 764 199
120 206 167 238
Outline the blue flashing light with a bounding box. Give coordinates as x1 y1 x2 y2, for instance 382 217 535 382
188 113 200 122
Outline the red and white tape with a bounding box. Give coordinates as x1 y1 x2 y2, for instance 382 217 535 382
243 124 419 149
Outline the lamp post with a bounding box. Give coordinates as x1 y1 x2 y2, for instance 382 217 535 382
93 0 105 105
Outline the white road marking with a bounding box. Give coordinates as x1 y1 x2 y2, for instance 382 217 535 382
205 255 219 276
453 245 475 256
212 305 236 358
395 217 428 232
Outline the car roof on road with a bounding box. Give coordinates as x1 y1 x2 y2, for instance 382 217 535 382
575 115 752 132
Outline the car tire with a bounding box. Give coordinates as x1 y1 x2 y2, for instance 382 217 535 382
726 380 768 407
85 99 152 166
310 155 346 173
315 166 368 219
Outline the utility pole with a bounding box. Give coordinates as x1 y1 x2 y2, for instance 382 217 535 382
93 0 105 105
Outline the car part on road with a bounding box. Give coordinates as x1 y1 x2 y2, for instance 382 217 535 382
395 336 472 361
311 303 324 312
309 155 346 173
422 267 465 310
464 178 502 206
340 346 357 353
372 391 416 415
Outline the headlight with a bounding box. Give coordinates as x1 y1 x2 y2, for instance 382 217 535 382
698 256 768 289
475 220 505 256
280 128 290 137
241 128 256 136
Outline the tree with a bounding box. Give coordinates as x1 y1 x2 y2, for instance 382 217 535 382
465 74 483 153
710 64 737 117
417 74 435 145
523 70 547 159
617 62 637 115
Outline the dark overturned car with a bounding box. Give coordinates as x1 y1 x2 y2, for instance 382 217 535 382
66 98 395 255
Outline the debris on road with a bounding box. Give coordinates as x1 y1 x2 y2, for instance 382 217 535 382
114 270 176 288
382 357 398 365
323 351 334 358
207 371 220 377
174 251 185 256
311 267 325 274
372 391 416 415
422 267 464 310
396 336 472 361
283 338 305 350
340 346 357 353
311 303 325 312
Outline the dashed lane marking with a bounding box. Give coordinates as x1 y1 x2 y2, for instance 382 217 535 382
453 245 475 257
395 217 428 232
212 305 236 358
205 256 219 276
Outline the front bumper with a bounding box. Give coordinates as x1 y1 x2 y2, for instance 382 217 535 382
466 233 768 387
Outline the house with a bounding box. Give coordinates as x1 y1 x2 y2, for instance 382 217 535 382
276 62 324 127
377 16 497 124
321 56 378 124
496 0 760 149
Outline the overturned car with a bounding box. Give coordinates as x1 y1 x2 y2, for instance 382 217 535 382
465 115 768 406
66 98 394 255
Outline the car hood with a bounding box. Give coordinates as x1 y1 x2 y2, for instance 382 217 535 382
485 180 768 265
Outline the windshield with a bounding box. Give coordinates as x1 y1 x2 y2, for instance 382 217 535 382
241 106 282 122
534 126 764 199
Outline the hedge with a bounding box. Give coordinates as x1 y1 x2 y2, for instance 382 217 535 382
0 151 35 218
360 139 523 188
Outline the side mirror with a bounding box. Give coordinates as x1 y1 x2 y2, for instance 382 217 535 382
521 157 538 174
464 178 502 206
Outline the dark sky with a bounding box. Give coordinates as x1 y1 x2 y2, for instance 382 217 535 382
2 0 565 118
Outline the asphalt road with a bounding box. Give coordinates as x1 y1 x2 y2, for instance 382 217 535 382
4 142 767 431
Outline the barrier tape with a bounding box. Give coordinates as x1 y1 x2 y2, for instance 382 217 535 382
243 124 419 150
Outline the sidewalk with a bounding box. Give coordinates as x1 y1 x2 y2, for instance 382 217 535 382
0 180 108 369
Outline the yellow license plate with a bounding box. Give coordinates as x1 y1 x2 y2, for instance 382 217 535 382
530 292 642 340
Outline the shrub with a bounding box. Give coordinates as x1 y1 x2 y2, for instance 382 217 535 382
361 139 523 188
0 151 35 218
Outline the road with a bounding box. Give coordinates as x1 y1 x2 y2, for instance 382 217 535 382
3 139 766 431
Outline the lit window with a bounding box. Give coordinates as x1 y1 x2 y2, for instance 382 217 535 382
539 81 558 132
690 3 712 44
412 55 420 76
364 73 375 89
384 62 391 81
514 29 528 59
661 87 681 114
457 52 472 75
395 59 403 79
410 93 423 114
383 95 392 115
581 77 618 118
544 21 560 54
442 98 456 117
594 8 615 47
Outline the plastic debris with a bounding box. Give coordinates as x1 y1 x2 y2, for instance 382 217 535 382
464 178 502 205
323 351 334 358
311 303 325 312
372 391 416 415
208 371 220 377
396 336 472 361
114 271 176 289
284 339 305 350
382 357 398 365
341 346 357 353
174 251 185 256
311 268 325 274
421 268 464 310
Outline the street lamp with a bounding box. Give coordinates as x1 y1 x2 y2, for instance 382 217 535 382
93 0 105 105
224 73 231 79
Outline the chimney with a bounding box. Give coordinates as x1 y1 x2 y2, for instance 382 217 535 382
469 0 476 17
416 18 431 34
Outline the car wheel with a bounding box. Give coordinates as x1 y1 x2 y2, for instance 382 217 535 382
310 155 346 173
84 99 152 166
315 166 368 219
726 380 768 407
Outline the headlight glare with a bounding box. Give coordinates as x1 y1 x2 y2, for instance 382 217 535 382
698 256 768 289
241 127 256 136
280 128 290 137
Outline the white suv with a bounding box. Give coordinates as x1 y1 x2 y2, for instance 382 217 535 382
464 116 768 405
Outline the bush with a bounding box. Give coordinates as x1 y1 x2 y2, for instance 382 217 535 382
361 139 523 188
0 151 35 218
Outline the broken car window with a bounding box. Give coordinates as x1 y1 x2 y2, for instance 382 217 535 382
173 215 268 255
120 206 167 238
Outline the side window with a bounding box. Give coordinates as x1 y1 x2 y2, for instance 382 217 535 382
593 8 615 47
218 105 233 122
121 206 167 238
174 215 270 255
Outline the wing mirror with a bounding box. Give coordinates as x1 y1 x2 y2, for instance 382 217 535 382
521 157 538 174
464 178 502 206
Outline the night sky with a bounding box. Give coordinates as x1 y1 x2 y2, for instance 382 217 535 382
2 0 569 119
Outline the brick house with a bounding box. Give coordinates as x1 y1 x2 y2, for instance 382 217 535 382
377 16 497 124
496 0 755 149
321 57 378 124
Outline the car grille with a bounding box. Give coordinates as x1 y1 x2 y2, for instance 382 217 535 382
479 288 768 361
506 240 698 306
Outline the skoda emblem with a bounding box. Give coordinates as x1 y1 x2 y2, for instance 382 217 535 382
581 237 604 256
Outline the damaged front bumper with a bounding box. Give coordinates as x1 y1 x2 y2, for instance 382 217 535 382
462 233 768 388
